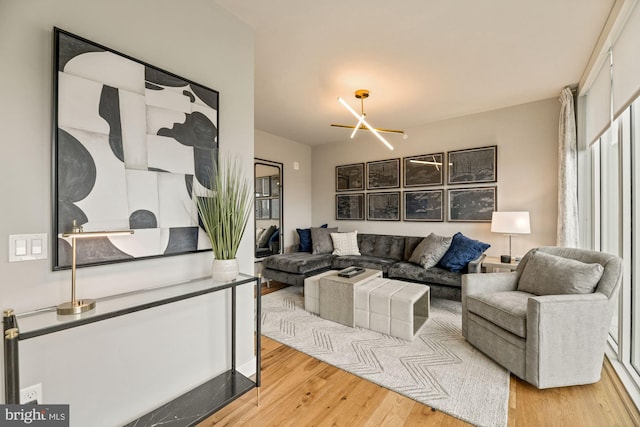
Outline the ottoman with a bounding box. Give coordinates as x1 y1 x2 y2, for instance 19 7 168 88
355 278 430 341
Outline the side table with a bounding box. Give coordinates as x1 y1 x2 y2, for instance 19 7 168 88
482 256 519 272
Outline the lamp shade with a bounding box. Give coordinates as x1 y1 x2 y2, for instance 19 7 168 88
491 211 531 234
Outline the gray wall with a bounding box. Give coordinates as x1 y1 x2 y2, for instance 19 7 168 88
312 98 560 257
0 1 255 425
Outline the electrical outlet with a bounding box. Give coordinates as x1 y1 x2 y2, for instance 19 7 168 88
20 383 42 404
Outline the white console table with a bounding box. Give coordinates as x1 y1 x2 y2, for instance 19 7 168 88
3 273 261 426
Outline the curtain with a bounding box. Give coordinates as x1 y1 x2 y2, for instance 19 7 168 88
557 87 579 247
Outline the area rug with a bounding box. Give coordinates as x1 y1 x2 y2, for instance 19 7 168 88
261 287 509 427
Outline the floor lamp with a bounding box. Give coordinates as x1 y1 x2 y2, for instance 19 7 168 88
491 211 531 263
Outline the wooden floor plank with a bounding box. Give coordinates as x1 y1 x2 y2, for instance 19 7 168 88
201 283 640 426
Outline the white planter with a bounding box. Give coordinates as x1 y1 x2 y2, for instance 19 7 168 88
211 258 239 282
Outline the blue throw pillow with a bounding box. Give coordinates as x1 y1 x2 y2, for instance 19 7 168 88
437 232 490 272
268 228 280 244
296 224 327 252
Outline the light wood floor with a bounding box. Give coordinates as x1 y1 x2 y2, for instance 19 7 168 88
200 283 640 427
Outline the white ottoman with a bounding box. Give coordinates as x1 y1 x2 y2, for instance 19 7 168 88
303 270 337 314
355 279 430 341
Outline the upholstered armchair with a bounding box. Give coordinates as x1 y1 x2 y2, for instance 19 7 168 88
462 247 622 389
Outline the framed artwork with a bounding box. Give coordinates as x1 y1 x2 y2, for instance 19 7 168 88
336 193 365 220
336 163 365 192
403 153 444 187
270 199 280 220
403 190 444 222
367 192 401 221
367 158 400 189
448 187 497 222
447 145 497 185
53 28 219 269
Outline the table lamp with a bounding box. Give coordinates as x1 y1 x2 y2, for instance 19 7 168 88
58 222 134 315
491 211 531 263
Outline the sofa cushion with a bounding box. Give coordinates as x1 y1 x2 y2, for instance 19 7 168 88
311 227 338 254
408 233 453 268
331 255 396 274
263 252 334 274
296 223 327 252
331 231 361 256
388 262 462 287
438 232 490 272
358 234 405 260
517 250 604 296
257 225 276 248
466 291 532 338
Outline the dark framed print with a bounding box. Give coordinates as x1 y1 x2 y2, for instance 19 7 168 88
447 145 497 185
367 158 400 189
336 163 365 192
367 192 400 221
403 190 444 222
336 193 365 220
53 28 219 269
448 187 497 222
403 153 444 187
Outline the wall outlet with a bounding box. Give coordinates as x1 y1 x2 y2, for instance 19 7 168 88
20 383 42 404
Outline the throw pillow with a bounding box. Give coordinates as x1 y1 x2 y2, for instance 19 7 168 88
256 227 265 243
437 232 491 272
296 223 327 252
517 250 604 295
331 231 361 256
311 227 338 254
268 228 280 244
257 225 276 248
408 233 453 269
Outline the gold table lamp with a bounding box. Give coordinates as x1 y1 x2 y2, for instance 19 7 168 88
58 225 134 315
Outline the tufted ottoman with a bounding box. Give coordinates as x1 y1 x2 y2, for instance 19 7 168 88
355 278 430 341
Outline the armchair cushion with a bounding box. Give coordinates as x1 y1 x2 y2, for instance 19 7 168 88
466 291 532 338
518 250 604 296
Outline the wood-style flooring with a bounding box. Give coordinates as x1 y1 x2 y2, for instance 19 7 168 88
200 283 640 427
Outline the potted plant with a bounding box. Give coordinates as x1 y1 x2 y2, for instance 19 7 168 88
195 152 252 281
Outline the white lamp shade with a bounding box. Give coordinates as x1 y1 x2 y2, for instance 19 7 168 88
491 211 531 234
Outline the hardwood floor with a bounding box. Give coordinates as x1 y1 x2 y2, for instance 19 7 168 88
201 284 640 427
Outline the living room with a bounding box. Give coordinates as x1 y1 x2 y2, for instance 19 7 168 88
2 0 640 426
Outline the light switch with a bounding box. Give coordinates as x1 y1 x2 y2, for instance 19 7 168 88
32 239 42 255
15 239 27 256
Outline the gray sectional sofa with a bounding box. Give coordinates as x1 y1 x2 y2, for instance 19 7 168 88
262 232 485 300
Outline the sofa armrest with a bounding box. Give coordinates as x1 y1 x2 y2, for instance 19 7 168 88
526 293 611 388
461 272 519 336
466 253 486 274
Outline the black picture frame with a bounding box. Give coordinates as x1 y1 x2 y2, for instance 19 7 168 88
336 193 365 220
53 28 219 269
447 187 497 222
336 163 365 192
367 192 401 221
403 153 444 187
403 190 444 222
367 158 400 189
447 145 497 185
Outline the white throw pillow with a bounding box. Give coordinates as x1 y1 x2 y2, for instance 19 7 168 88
331 231 361 256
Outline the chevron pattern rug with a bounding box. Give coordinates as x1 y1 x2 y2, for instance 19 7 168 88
261 286 509 427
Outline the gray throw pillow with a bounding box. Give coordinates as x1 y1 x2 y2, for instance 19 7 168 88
311 227 338 254
257 225 276 248
408 233 453 269
517 250 604 295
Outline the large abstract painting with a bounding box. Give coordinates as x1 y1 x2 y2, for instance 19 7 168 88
53 28 218 269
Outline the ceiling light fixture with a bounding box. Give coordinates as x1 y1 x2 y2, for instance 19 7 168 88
332 89 406 151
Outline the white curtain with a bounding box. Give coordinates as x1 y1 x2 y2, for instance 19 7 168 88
557 87 579 247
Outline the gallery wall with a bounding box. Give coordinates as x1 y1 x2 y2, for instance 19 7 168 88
312 98 560 258
0 1 254 426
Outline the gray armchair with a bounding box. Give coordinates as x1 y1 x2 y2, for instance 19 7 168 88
462 247 622 389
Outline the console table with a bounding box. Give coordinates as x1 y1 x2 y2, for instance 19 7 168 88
3 273 261 426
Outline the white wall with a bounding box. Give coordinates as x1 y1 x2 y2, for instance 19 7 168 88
312 98 560 258
255 130 312 252
0 1 254 425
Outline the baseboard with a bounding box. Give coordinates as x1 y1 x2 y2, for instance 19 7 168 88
605 347 640 424
237 357 257 379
